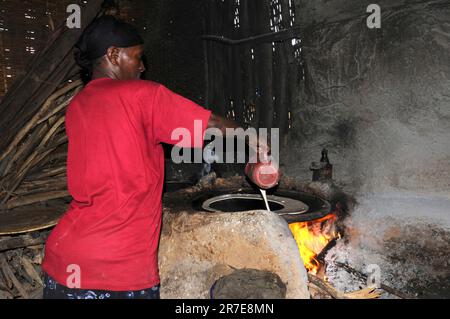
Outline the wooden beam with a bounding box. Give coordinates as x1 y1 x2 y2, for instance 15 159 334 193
231 1 244 126
240 0 256 127
255 0 274 129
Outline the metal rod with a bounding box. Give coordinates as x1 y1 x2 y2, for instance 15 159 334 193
202 26 301 46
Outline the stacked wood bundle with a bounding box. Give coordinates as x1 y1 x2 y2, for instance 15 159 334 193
0 80 83 211
0 231 48 299
0 0 104 299
0 0 104 214
0 79 82 298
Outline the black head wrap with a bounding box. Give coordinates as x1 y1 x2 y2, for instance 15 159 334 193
74 15 144 71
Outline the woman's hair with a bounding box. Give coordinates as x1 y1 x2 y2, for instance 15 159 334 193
74 15 143 79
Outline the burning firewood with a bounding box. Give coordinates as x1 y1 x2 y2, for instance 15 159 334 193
289 213 338 274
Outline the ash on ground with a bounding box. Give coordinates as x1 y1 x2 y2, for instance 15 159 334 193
323 193 450 299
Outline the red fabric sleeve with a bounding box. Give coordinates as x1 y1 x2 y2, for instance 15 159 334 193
143 84 212 148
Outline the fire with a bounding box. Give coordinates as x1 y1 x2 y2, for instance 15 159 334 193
289 214 337 274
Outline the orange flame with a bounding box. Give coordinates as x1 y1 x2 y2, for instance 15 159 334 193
289 214 337 274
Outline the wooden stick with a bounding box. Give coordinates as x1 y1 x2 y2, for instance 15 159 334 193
2 117 64 184
254 0 274 129
308 273 380 299
0 289 14 299
0 232 48 253
28 150 67 175
308 273 341 298
28 286 43 299
0 81 81 162
17 182 67 192
231 1 244 126
1 127 66 204
14 182 67 196
0 264 10 291
35 134 68 156
211 0 227 117
20 256 43 286
277 0 293 139
35 116 66 155
26 166 66 181
2 123 50 177
18 180 67 189
36 100 70 126
17 179 67 188
1 83 71 180
0 254 29 299
0 259 13 290
3 190 69 210
1 147 60 205
240 0 256 127
30 249 44 265
317 238 338 264
225 0 234 120
14 187 67 198
6 250 34 286
36 82 83 125
20 175 67 187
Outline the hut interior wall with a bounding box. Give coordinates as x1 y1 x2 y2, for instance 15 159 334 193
203 0 301 134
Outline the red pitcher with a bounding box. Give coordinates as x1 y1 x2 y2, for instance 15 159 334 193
245 156 280 189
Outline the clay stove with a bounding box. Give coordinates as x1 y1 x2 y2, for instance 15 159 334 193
191 182 345 277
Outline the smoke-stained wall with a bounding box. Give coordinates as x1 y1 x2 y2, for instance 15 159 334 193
284 0 450 196
140 0 206 105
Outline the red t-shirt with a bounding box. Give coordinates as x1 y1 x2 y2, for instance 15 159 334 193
42 77 211 291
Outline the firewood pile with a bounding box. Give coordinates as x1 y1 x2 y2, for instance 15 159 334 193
0 0 104 213
0 231 49 299
0 0 103 219
0 80 82 299
0 80 82 211
0 2 130 299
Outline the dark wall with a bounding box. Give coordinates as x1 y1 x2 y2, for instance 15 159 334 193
140 0 206 105
283 0 450 196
